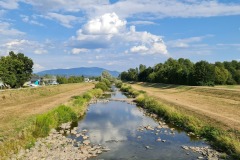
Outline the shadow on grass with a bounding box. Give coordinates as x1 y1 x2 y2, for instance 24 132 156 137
137 82 194 91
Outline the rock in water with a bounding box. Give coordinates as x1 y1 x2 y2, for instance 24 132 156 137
83 140 90 145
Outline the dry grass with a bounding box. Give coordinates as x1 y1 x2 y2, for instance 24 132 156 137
0 83 94 140
130 82 240 131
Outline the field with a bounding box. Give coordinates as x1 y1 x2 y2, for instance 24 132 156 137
130 82 240 131
0 83 94 140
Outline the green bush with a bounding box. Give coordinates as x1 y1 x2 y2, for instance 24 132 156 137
82 92 93 101
53 105 77 124
95 82 108 91
115 80 123 88
89 88 103 97
33 113 56 137
73 96 86 106
33 105 77 137
101 78 111 87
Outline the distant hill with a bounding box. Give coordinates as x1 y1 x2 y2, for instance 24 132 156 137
37 67 120 77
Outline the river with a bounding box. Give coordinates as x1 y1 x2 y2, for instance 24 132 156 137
66 86 215 160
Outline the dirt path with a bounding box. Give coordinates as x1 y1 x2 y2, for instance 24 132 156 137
130 83 240 130
0 83 94 137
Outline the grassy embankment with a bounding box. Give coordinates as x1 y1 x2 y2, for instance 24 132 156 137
0 83 103 159
120 83 240 159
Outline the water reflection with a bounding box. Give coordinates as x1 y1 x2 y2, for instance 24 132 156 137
71 89 207 159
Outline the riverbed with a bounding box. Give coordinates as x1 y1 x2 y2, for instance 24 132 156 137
68 87 218 160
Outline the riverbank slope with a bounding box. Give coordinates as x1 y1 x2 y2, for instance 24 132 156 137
123 82 240 158
130 82 240 130
0 83 94 158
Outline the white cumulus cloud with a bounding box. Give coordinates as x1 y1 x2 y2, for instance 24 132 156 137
126 26 168 54
82 12 126 35
69 12 168 55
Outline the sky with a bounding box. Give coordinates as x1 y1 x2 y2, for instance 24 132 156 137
0 0 240 72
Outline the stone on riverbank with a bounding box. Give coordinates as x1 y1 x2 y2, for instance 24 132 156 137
181 145 223 159
9 123 109 160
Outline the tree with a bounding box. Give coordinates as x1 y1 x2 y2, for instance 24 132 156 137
0 51 33 88
214 66 228 85
127 68 138 81
120 71 129 81
138 67 153 82
101 78 111 87
139 64 146 73
120 58 240 86
57 76 68 84
101 70 113 81
193 61 215 86
147 72 156 82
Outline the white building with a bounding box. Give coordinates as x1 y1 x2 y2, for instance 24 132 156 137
84 78 90 82
0 80 4 89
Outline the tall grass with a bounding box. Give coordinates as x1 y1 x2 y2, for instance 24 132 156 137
33 88 103 138
33 105 77 137
121 84 240 159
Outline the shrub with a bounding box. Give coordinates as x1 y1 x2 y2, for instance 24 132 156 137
73 96 86 106
33 113 56 137
82 92 93 101
89 89 103 97
33 105 77 137
101 78 111 87
95 82 108 91
115 80 123 88
53 105 77 124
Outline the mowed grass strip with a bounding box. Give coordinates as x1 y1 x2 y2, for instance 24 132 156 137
129 82 240 131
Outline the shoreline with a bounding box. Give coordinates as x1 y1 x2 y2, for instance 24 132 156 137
120 83 240 159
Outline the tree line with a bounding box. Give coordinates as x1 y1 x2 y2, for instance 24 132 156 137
57 76 85 84
120 58 240 86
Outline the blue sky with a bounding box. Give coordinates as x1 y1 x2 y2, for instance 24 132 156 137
0 0 240 72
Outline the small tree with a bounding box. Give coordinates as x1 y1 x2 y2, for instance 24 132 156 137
102 71 112 79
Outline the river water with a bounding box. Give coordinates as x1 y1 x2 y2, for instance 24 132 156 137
69 87 209 160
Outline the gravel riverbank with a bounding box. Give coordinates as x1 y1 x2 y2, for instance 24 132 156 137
9 123 109 160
